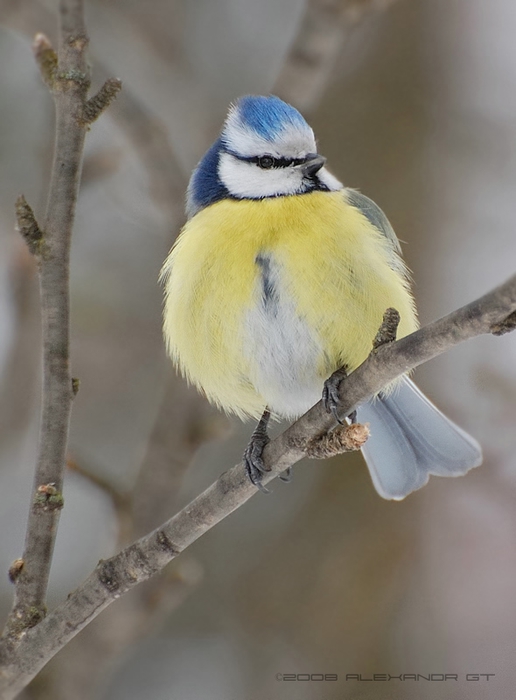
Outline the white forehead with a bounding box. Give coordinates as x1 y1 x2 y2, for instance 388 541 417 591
222 104 317 158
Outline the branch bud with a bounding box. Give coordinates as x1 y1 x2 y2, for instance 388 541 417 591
15 195 44 257
33 33 58 89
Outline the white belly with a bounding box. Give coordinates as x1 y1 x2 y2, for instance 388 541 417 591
244 253 325 419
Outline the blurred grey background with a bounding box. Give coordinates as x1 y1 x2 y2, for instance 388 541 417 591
0 0 515 698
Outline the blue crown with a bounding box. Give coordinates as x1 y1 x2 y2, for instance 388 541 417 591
186 96 312 217
235 95 308 141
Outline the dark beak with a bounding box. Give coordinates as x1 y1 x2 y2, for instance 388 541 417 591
301 153 326 178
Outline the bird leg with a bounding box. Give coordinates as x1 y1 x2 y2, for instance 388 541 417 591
244 408 293 491
323 309 401 424
322 366 353 425
244 408 271 493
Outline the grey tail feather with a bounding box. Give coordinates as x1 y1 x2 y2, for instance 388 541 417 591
356 376 483 500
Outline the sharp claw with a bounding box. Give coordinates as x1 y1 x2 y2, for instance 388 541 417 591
331 404 344 425
244 452 270 492
244 448 270 492
279 467 292 483
250 445 268 473
251 473 270 494
323 366 350 423
244 408 296 491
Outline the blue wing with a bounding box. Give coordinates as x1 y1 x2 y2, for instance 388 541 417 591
344 188 401 253
344 190 482 497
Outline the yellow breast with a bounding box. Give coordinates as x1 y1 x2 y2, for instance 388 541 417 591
161 191 418 420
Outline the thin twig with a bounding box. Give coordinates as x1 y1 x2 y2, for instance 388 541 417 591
66 456 133 545
0 273 514 697
107 80 186 222
15 195 44 257
131 375 227 538
81 77 122 124
372 307 400 349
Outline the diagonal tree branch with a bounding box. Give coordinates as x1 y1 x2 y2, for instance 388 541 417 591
2 0 120 641
0 272 514 698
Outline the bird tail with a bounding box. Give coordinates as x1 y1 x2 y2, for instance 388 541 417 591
356 376 482 500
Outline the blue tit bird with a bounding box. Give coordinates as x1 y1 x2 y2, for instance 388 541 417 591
160 95 482 499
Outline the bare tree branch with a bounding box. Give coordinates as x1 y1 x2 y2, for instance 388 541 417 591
1 0 119 642
107 82 187 223
131 374 227 538
274 0 400 111
0 273 514 698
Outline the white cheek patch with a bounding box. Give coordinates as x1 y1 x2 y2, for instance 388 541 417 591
218 152 305 199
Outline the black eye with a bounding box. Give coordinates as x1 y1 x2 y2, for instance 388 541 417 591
257 155 274 169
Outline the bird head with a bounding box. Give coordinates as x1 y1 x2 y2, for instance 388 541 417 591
186 95 342 218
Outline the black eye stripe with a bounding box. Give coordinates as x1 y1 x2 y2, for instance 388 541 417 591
231 153 306 169
256 156 305 169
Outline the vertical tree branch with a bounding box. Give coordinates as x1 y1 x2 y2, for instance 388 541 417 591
4 0 89 637
2 0 119 642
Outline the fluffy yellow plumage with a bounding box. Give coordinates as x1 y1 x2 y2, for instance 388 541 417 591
161 190 418 420
160 95 481 499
